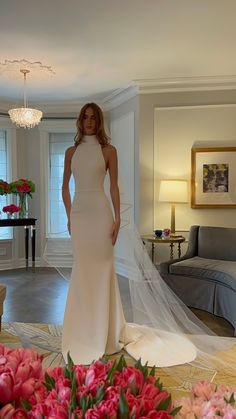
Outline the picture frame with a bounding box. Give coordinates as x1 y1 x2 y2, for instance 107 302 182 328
191 147 236 208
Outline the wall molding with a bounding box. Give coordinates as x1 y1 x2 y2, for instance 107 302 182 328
135 75 236 93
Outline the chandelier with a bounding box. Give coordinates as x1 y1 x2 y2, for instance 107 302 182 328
8 69 43 129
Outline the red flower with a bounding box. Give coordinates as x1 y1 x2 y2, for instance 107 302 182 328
2 204 21 214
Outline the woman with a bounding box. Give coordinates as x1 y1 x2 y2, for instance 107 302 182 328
61 102 198 367
61 103 127 364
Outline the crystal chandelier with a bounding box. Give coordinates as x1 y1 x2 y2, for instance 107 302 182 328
8 69 43 129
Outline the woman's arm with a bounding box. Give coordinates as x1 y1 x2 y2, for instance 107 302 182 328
108 145 121 245
62 146 75 234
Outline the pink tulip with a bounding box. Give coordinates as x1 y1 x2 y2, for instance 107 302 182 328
20 378 39 400
141 383 160 399
154 390 170 411
0 404 15 419
74 364 88 385
0 372 14 404
85 368 95 386
12 408 29 418
57 385 71 404
84 409 101 419
15 362 31 382
192 380 216 400
122 366 144 393
146 411 172 419
28 385 47 406
44 399 68 418
126 391 141 417
105 385 119 402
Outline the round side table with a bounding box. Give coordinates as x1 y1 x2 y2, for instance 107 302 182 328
141 235 186 263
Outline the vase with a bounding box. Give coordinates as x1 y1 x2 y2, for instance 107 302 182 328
17 193 29 218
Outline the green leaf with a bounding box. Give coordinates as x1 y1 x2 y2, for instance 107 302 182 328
63 366 71 379
143 362 149 380
69 372 78 413
116 354 127 372
67 351 74 370
44 372 56 388
229 393 235 404
107 360 117 385
134 358 142 370
129 376 138 396
156 394 171 411
155 377 163 391
21 399 32 411
149 365 156 376
170 405 182 416
43 373 56 391
118 387 129 419
80 394 87 412
95 383 105 404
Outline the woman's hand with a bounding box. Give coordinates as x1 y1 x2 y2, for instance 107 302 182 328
67 217 71 235
111 218 120 245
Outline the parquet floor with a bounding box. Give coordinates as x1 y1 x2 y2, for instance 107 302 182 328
0 267 234 337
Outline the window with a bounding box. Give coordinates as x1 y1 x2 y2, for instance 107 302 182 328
48 133 75 238
0 128 12 239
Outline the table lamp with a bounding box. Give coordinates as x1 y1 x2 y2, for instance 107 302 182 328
159 180 188 236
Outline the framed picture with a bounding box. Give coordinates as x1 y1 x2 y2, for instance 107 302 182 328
191 147 236 208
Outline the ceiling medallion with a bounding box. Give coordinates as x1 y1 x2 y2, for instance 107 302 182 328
0 59 55 129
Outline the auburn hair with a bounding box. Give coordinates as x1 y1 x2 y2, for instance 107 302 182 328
74 103 110 147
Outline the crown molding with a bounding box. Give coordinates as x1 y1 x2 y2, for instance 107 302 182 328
135 75 236 93
102 85 139 110
1 75 236 115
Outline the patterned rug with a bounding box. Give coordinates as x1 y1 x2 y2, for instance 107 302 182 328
1 322 236 400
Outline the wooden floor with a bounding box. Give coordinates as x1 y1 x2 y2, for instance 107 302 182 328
0 267 234 337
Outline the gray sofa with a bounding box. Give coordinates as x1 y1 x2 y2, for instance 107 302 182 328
160 225 236 332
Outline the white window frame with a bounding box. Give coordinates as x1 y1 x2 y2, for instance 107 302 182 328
0 116 17 241
39 120 76 253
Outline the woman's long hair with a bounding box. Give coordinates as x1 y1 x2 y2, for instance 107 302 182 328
74 103 110 147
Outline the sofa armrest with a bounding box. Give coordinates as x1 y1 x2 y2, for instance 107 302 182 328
159 225 200 275
160 255 190 275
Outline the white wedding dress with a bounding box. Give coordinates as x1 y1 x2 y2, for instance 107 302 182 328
61 135 197 367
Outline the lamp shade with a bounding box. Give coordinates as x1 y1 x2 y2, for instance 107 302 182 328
159 180 188 203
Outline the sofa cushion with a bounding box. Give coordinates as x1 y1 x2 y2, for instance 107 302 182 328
169 256 236 291
198 226 236 261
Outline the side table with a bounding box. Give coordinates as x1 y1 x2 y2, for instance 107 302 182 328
141 235 186 263
0 218 37 269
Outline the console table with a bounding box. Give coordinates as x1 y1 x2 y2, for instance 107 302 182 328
0 218 37 269
142 235 185 263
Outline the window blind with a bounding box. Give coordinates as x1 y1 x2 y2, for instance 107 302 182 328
0 129 12 239
48 133 75 238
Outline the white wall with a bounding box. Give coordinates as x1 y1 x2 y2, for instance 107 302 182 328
154 104 236 230
109 96 139 276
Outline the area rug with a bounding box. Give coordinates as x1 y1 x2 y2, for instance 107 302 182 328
1 321 236 400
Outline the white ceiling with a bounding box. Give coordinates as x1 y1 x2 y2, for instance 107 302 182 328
1 0 236 107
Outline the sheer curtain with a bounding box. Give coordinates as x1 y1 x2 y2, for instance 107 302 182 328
0 129 12 239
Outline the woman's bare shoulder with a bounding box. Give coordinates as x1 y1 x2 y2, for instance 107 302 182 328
65 145 76 158
104 144 117 154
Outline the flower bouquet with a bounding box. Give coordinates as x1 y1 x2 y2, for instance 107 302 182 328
9 179 35 197
174 380 236 418
0 179 9 195
0 344 181 418
2 204 21 219
8 179 35 218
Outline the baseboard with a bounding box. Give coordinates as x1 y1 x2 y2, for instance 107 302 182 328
0 256 136 277
0 257 42 270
